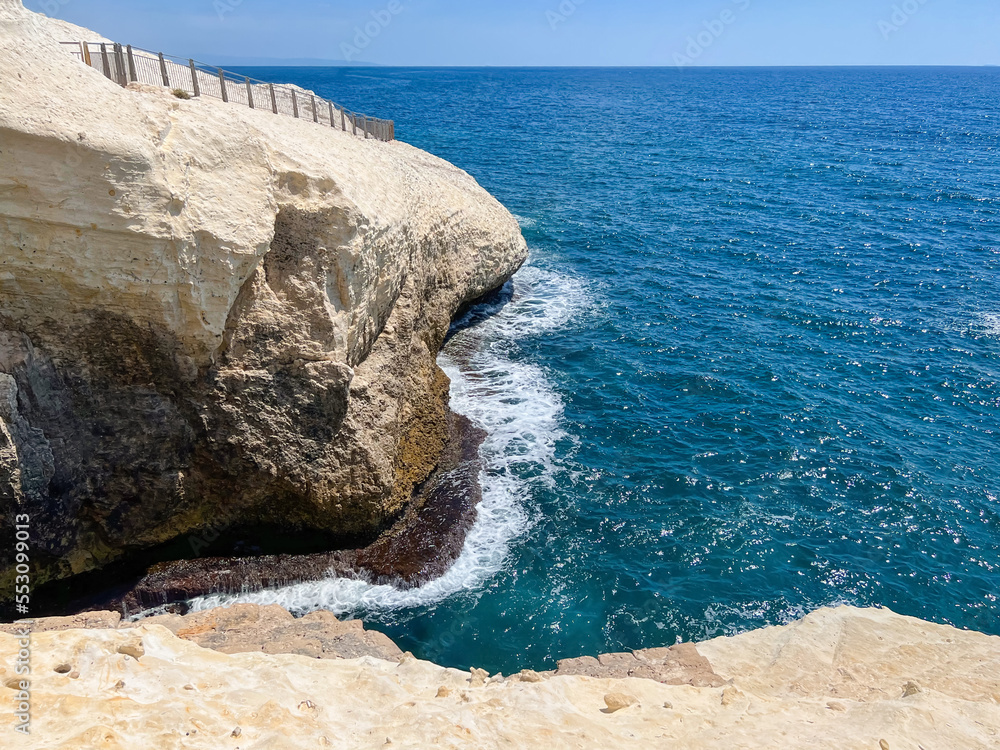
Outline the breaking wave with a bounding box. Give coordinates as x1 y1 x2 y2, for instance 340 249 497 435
188 260 589 617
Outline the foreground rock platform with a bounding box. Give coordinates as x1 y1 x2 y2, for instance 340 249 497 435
2 604 998 748
3 603 403 662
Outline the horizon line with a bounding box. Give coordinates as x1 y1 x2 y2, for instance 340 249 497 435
220 63 999 69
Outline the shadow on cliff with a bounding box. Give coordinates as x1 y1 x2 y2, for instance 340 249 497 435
15 283 516 620
444 279 515 348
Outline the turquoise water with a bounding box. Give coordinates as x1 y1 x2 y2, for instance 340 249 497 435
222 67 1000 673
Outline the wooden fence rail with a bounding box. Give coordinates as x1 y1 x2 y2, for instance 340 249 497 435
60 41 395 142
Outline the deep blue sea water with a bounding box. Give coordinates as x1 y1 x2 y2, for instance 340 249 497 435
213 67 1000 674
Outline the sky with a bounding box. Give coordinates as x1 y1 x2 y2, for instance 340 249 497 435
24 0 1000 67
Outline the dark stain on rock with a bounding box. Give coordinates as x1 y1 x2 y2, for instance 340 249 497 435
57 411 485 617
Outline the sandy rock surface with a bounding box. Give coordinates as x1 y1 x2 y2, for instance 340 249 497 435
0 605 997 748
135 603 403 662
1 602 403 662
0 0 527 591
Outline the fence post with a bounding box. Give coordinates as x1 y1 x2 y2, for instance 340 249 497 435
112 43 119 79
126 45 137 83
70 43 395 135
217 69 228 102
113 43 128 86
189 60 200 96
100 43 112 81
158 52 169 86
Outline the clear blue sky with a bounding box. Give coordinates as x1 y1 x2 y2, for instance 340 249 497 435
26 0 1000 66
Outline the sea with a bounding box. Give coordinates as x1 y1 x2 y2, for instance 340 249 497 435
201 66 1000 674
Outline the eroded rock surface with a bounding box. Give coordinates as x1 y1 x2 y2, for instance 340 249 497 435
138 603 403 662
0 602 401 661
555 642 725 687
0 0 527 592
89 412 487 615
1 605 998 749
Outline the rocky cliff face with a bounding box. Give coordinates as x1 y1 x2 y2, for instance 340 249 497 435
0 0 527 591
2 605 998 748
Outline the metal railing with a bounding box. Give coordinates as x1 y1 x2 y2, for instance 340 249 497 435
60 41 394 142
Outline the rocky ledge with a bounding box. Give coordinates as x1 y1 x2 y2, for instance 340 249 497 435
2 604 998 748
0 0 527 596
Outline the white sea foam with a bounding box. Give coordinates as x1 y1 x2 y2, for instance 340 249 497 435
187 261 589 618
513 214 536 229
980 313 1000 339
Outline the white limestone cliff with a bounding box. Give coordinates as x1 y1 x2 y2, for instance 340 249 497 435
1 605 997 748
0 0 528 587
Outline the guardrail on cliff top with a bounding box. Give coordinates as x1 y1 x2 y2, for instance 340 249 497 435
60 41 394 142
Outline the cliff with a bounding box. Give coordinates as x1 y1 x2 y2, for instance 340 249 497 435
2 604 998 748
0 0 527 591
